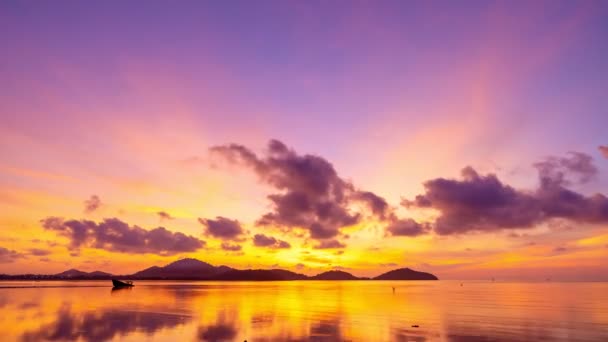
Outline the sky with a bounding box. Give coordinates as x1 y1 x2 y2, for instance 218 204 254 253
1 1 607 280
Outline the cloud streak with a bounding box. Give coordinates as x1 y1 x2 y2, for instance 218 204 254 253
157 211 174 221
220 242 242 251
313 239 346 249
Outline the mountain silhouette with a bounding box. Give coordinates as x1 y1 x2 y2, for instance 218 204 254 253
131 258 234 279
311 270 359 280
373 268 438 280
2 258 438 281
54 269 112 279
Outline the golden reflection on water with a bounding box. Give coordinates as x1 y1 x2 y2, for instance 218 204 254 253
0 280 607 341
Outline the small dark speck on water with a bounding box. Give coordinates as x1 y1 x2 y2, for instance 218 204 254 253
412 325 419 328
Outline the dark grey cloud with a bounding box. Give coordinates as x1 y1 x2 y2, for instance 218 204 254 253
157 211 174 221
599 145 608 159
386 219 430 237
252 234 291 249
211 139 390 240
198 217 244 240
83 195 102 214
0 247 24 263
220 242 242 251
404 152 608 235
313 239 346 249
41 217 205 254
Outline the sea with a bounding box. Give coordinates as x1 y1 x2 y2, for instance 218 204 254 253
0 280 606 341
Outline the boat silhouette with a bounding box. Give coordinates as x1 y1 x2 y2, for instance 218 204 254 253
112 279 134 287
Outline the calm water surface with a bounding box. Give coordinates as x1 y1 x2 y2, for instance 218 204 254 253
0 280 606 341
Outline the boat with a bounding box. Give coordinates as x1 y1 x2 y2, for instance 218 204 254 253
112 279 134 287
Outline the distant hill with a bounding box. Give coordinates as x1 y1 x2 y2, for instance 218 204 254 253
0 258 438 281
311 270 359 280
374 268 438 280
131 258 233 279
54 269 112 279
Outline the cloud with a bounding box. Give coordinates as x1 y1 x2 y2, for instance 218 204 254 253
157 211 174 221
406 166 542 234
211 139 390 240
198 217 244 240
386 219 430 237
599 145 608 159
313 239 346 249
0 247 24 263
404 152 608 235
252 234 291 249
351 191 393 220
28 248 51 256
533 152 598 187
220 242 242 251
41 217 205 255
83 195 102 214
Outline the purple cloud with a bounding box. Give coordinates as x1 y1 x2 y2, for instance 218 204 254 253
28 248 51 256
211 140 390 240
220 242 242 251
386 219 430 237
83 195 102 214
0 247 24 263
404 152 608 235
198 217 244 240
252 234 291 249
352 191 394 220
41 217 205 254
313 239 346 249
534 152 598 187
157 211 174 221
408 166 542 234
